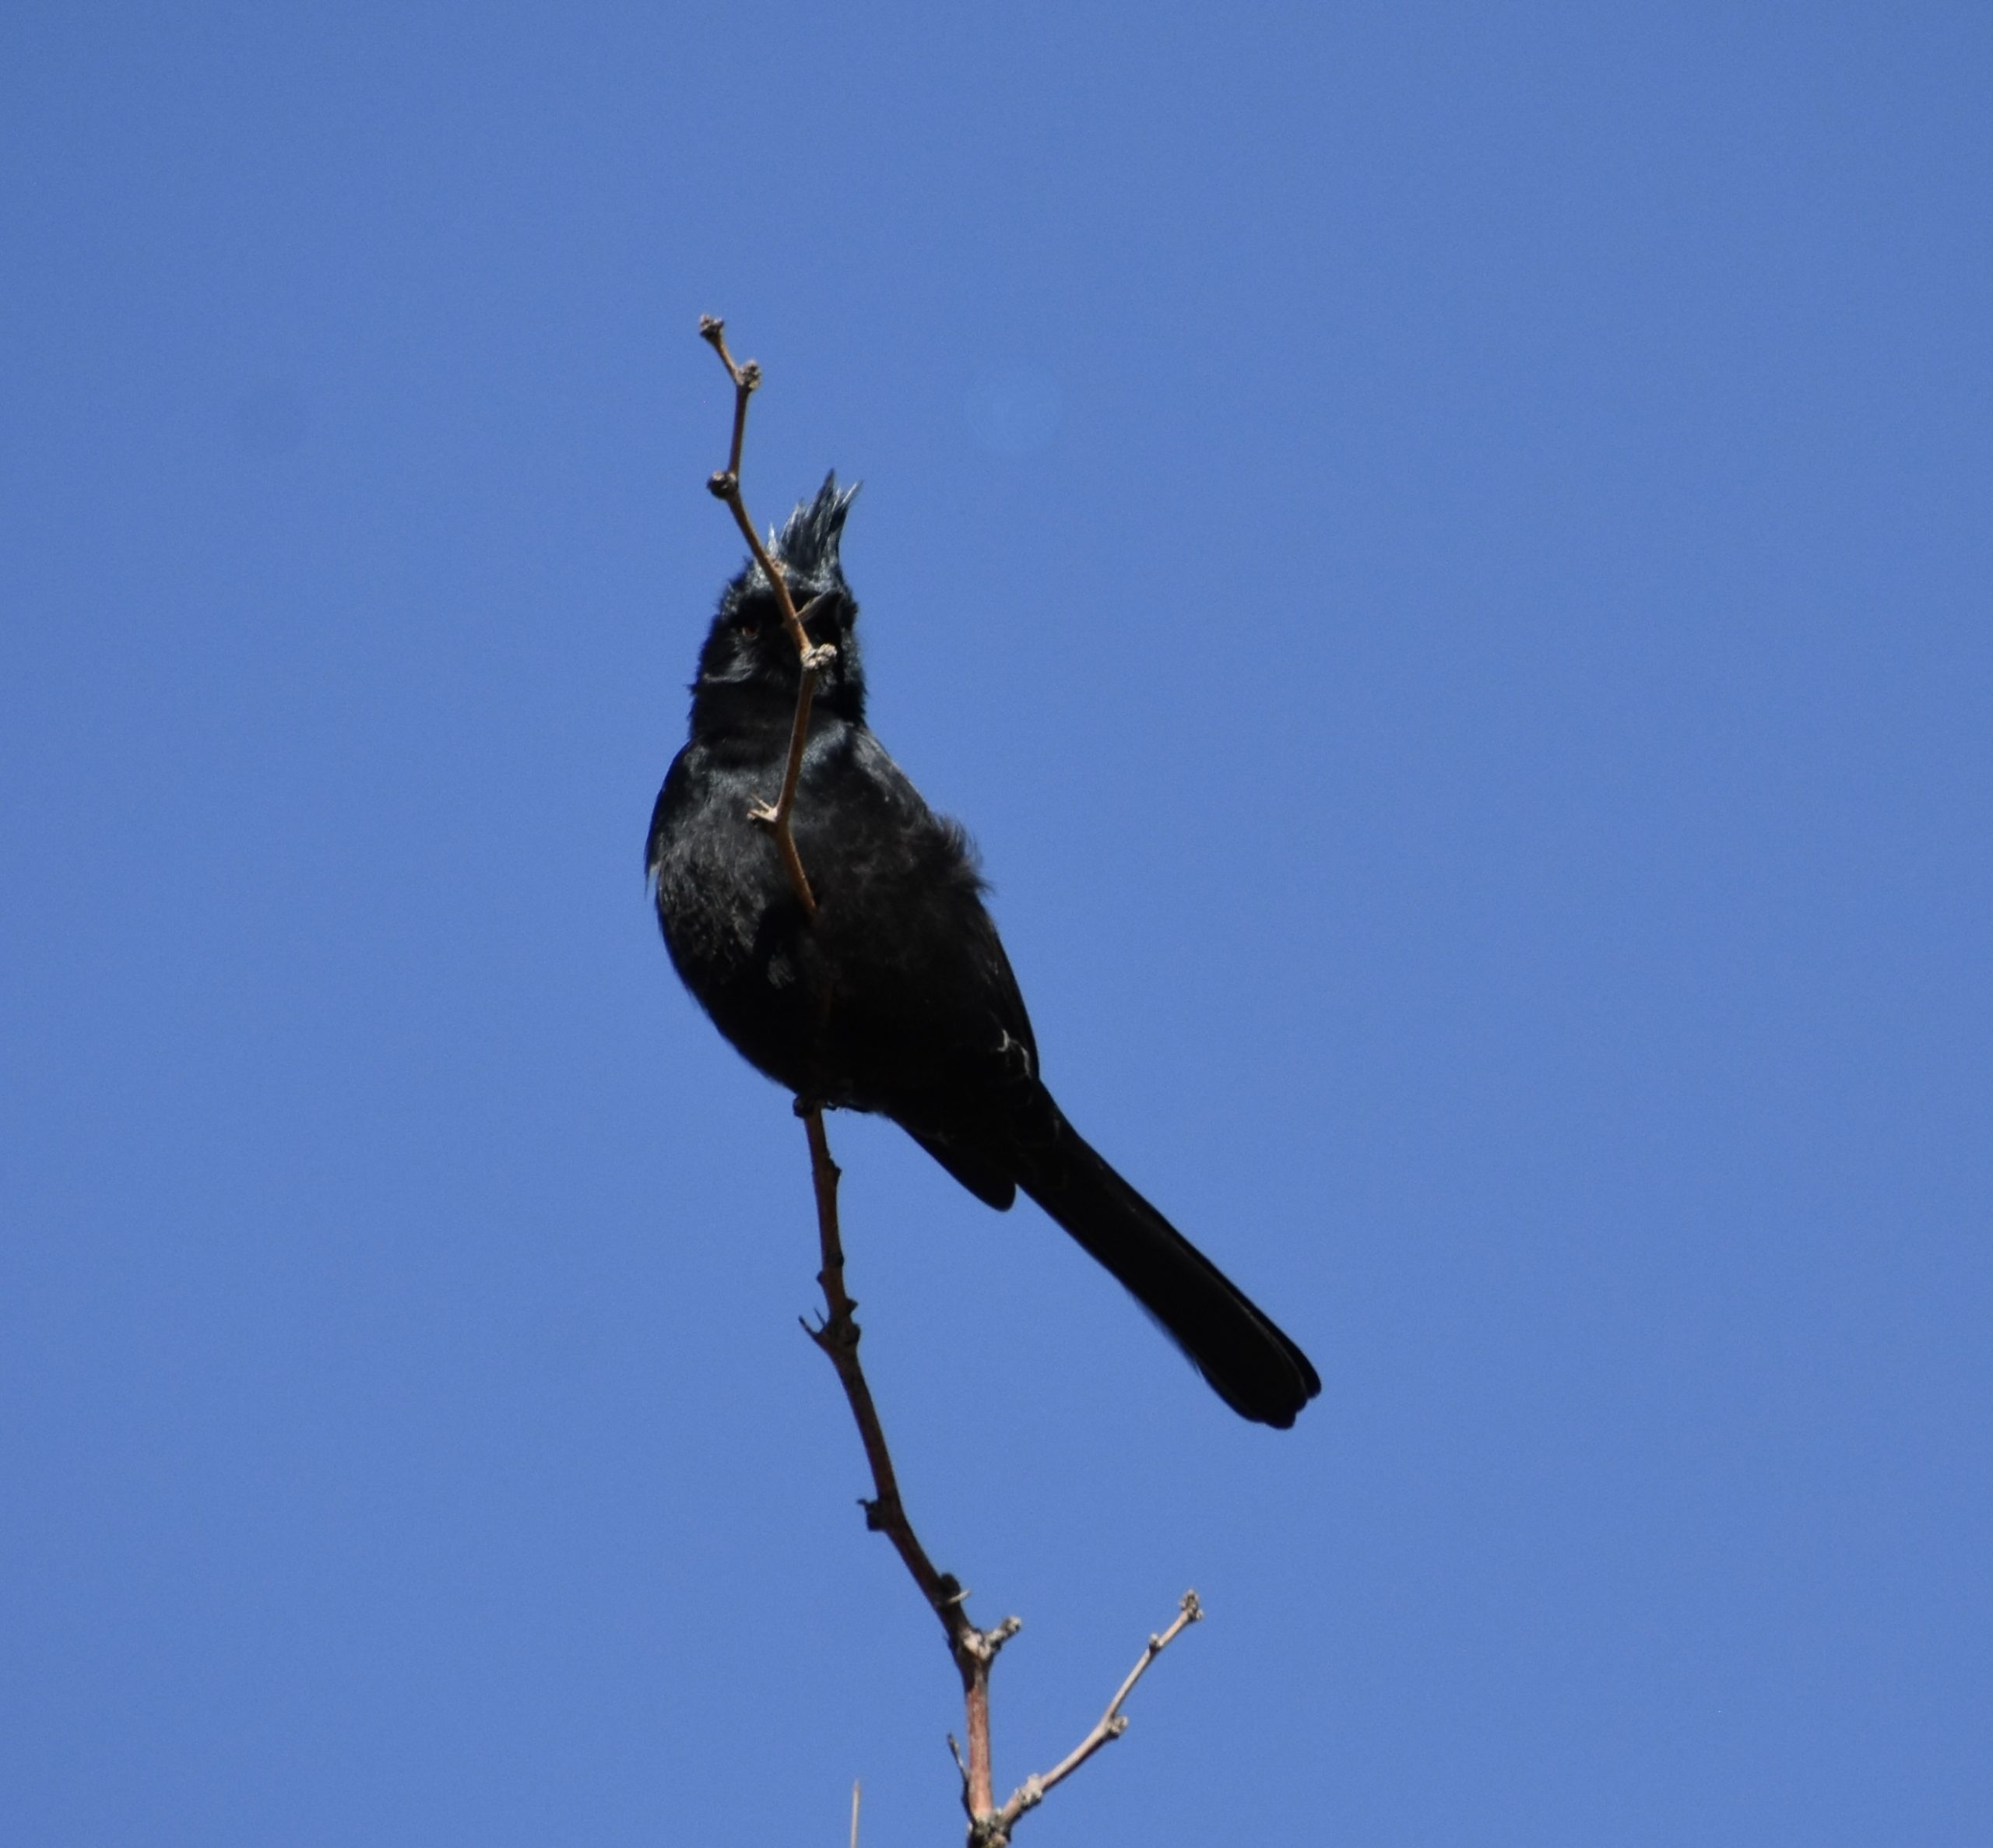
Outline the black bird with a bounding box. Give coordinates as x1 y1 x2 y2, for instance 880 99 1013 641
647 476 1320 1427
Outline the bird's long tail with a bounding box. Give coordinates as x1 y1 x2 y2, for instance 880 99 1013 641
1015 1106 1320 1428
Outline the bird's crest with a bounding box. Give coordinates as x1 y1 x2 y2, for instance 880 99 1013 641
765 473 859 583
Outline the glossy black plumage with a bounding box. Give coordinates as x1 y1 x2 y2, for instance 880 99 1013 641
647 477 1320 1427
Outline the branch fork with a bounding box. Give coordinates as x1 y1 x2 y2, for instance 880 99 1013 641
796 1100 1200 1844
701 316 1204 1847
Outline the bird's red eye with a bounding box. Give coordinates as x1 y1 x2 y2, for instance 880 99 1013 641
738 621 760 639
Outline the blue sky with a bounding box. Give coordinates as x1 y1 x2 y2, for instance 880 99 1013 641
3 4 1988 1843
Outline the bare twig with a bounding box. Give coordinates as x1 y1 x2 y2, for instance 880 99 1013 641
799 1106 1185 1846
697 315 833 918
707 320 1209 1846
983 1591 1204 1840
800 1108 963 1630
799 1105 1024 1825
746 588 829 893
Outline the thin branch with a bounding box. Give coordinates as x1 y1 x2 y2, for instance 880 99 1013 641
791 889 1199 1848
696 314 757 483
698 315 835 919
799 1105 1019 1827
697 316 823 666
745 588 830 912
949 1733 973 1815
800 1107 961 1631
985 1591 1204 1839
715 321 1209 1847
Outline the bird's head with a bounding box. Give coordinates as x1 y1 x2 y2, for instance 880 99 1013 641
692 473 865 721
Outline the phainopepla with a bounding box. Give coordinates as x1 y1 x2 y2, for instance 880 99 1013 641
647 476 1320 1427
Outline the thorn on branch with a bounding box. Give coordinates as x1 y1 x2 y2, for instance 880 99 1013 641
802 1307 856 1356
